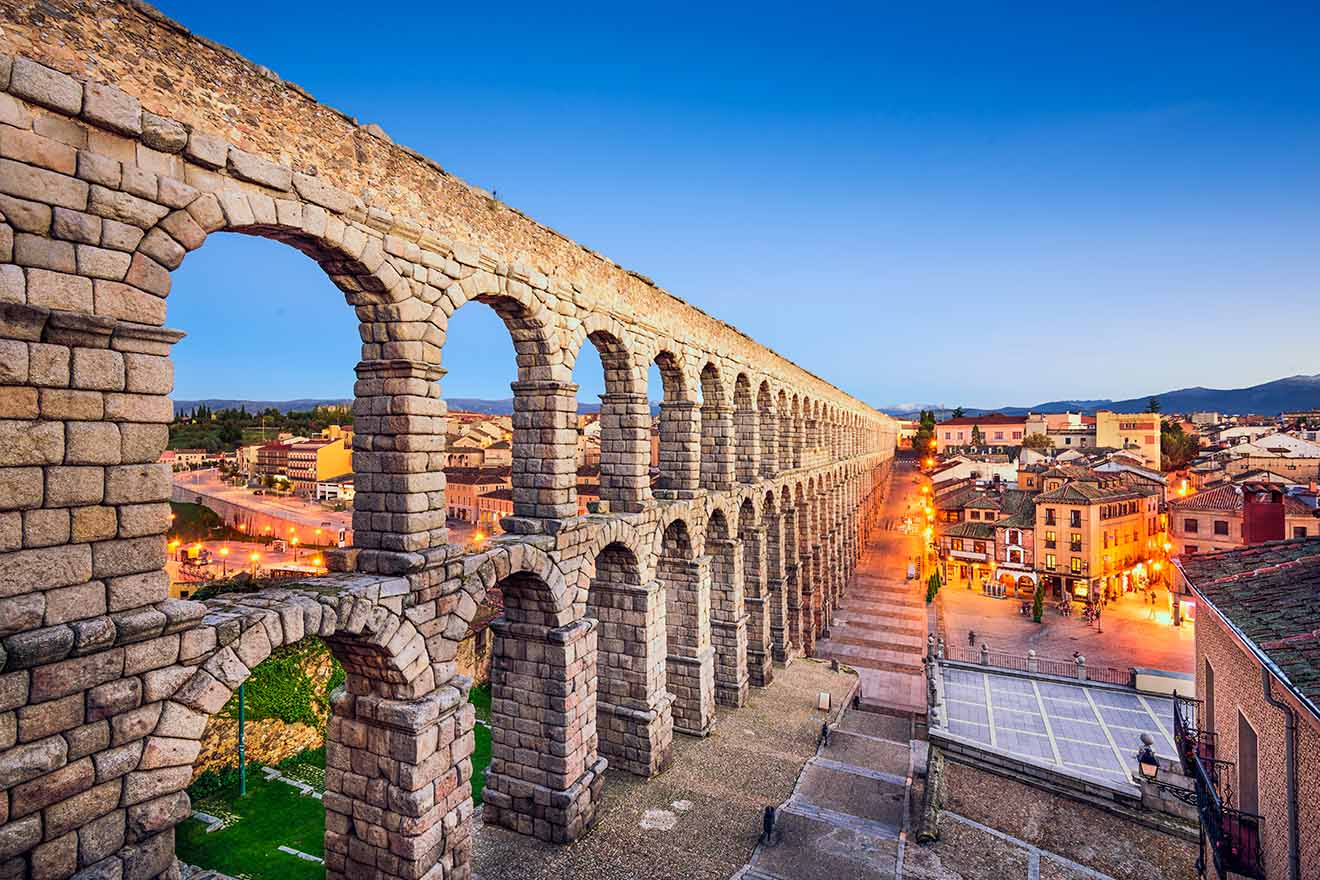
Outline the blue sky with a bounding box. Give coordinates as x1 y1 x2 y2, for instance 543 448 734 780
159 1 1320 410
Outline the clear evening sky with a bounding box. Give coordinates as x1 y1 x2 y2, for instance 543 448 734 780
157 1 1320 410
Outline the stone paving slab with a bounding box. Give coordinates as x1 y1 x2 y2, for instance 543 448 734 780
794 763 906 828
749 810 900 880
822 729 914 772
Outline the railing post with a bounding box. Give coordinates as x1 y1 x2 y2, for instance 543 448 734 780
1076 654 1087 680
936 638 945 660
1027 649 1038 674
980 643 989 666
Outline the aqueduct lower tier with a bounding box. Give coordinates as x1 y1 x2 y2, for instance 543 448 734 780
0 4 898 879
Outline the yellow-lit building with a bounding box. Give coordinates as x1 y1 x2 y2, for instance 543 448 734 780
1093 411 1161 468
287 439 352 495
1033 469 1164 603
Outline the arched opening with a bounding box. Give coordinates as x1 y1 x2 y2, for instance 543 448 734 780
587 541 673 777
791 395 805 469
782 484 804 657
699 362 734 490
484 570 604 842
572 327 649 513
733 373 759 484
758 381 778 478
743 494 775 685
651 352 699 497
657 519 715 735
442 290 569 523
708 509 749 707
796 481 817 656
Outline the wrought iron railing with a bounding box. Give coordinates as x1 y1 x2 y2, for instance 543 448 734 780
942 644 1133 687
1173 694 1266 879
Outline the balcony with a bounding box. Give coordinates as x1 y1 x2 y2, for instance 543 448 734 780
1173 695 1265 880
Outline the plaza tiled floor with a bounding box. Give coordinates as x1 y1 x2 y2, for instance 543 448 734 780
936 666 1176 790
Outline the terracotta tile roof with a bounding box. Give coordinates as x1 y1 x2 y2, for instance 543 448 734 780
1169 483 1314 516
937 414 1027 426
1179 538 1320 715
942 521 997 540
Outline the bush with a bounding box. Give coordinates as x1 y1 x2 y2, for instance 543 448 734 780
925 570 942 604
1032 584 1044 622
218 640 343 727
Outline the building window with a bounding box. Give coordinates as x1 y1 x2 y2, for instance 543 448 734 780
969 510 979 520
1045 553 1056 570
952 539 963 551
1008 529 1020 546
1186 545 1199 554
994 431 1004 440
1070 557 1082 574
1013 431 1022 440
1292 525 1308 538
1069 510 1081 528
1070 534 1082 552
1045 530 1056 549
1238 712 1259 815
1045 509 1056 526
1184 518 1198 533
1009 549 1022 564
1213 520 1229 536
973 541 987 554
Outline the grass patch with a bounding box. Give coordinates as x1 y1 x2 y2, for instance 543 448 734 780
469 682 491 723
177 771 325 880
472 722 492 806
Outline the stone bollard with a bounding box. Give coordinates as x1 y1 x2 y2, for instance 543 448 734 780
980 643 990 666
1076 655 1087 680
936 637 945 660
1027 649 1038 674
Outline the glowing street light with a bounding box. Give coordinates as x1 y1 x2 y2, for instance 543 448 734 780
249 551 261 575
219 545 230 576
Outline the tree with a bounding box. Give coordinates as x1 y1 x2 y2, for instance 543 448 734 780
911 409 937 455
1032 583 1044 623
1160 420 1200 471
1146 397 1161 413
1023 433 1052 452
970 425 984 447
952 406 965 419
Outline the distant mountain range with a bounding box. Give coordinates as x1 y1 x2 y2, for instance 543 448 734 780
882 374 1320 419
173 397 662 417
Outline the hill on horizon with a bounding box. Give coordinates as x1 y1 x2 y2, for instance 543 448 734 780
881 373 1320 418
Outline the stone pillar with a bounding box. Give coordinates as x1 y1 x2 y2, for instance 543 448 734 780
700 404 736 491
324 684 475 880
708 537 749 708
812 546 825 640
779 409 794 471
663 555 717 736
759 406 778 478
510 380 579 521
484 617 606 843
656 400 700 498
597 391 652 513
588 578 674 777
742 524 774 688
735 405 760 484
354 358 447 571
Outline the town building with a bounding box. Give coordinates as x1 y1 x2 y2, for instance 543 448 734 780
445 468 514 523
1033 468 1164 603
935 414 1029 454
1093 410 1161 468
314 474 356 502
1175 540 1320 880
254 441 291 480
286 438 353 495
1168 482 1319 556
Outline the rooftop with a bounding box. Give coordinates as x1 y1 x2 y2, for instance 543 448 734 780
1179 537 1320 718
1168 482 1314 515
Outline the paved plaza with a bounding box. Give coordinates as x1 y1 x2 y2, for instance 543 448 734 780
935 666 1177 790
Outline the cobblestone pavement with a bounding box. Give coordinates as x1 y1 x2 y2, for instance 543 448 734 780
816 463 928 716
937 574 1195 674
471 659 858 880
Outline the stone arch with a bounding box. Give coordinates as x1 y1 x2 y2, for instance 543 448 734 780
651 346 700 497
656 518 715 735
586 540 673 778
156 582 439 880
733 373 759 484
741 494 773 684
699 361 735 491
758 380 778 478
567 315 650 513
707 508 749 708
484 566 604 842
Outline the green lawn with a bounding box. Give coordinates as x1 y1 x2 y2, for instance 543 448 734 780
179 690 494 879
177 772 325 880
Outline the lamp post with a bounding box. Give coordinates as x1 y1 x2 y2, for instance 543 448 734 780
290 536 300 562
249 551 260 576
219 546 229 577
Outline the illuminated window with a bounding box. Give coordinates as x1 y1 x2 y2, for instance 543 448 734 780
1070 557 1082 574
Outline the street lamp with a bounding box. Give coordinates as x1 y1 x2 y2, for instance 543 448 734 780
290 536 300 562
1136 733 1160 780
219 546 229 577
249 551 260 575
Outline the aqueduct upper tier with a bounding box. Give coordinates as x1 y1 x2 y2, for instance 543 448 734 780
0 3 897 879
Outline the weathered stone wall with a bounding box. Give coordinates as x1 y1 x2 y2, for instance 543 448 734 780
0 4 899 878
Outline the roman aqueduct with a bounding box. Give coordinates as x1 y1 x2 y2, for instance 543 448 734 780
0 3 897 878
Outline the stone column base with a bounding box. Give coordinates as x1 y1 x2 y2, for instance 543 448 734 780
748 647 774 687
711 616 749 708
770 624 796 666
596 694 675 778
666 648 716 736
483 756 608 844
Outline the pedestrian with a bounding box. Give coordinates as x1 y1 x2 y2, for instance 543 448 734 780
968 629 976 646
